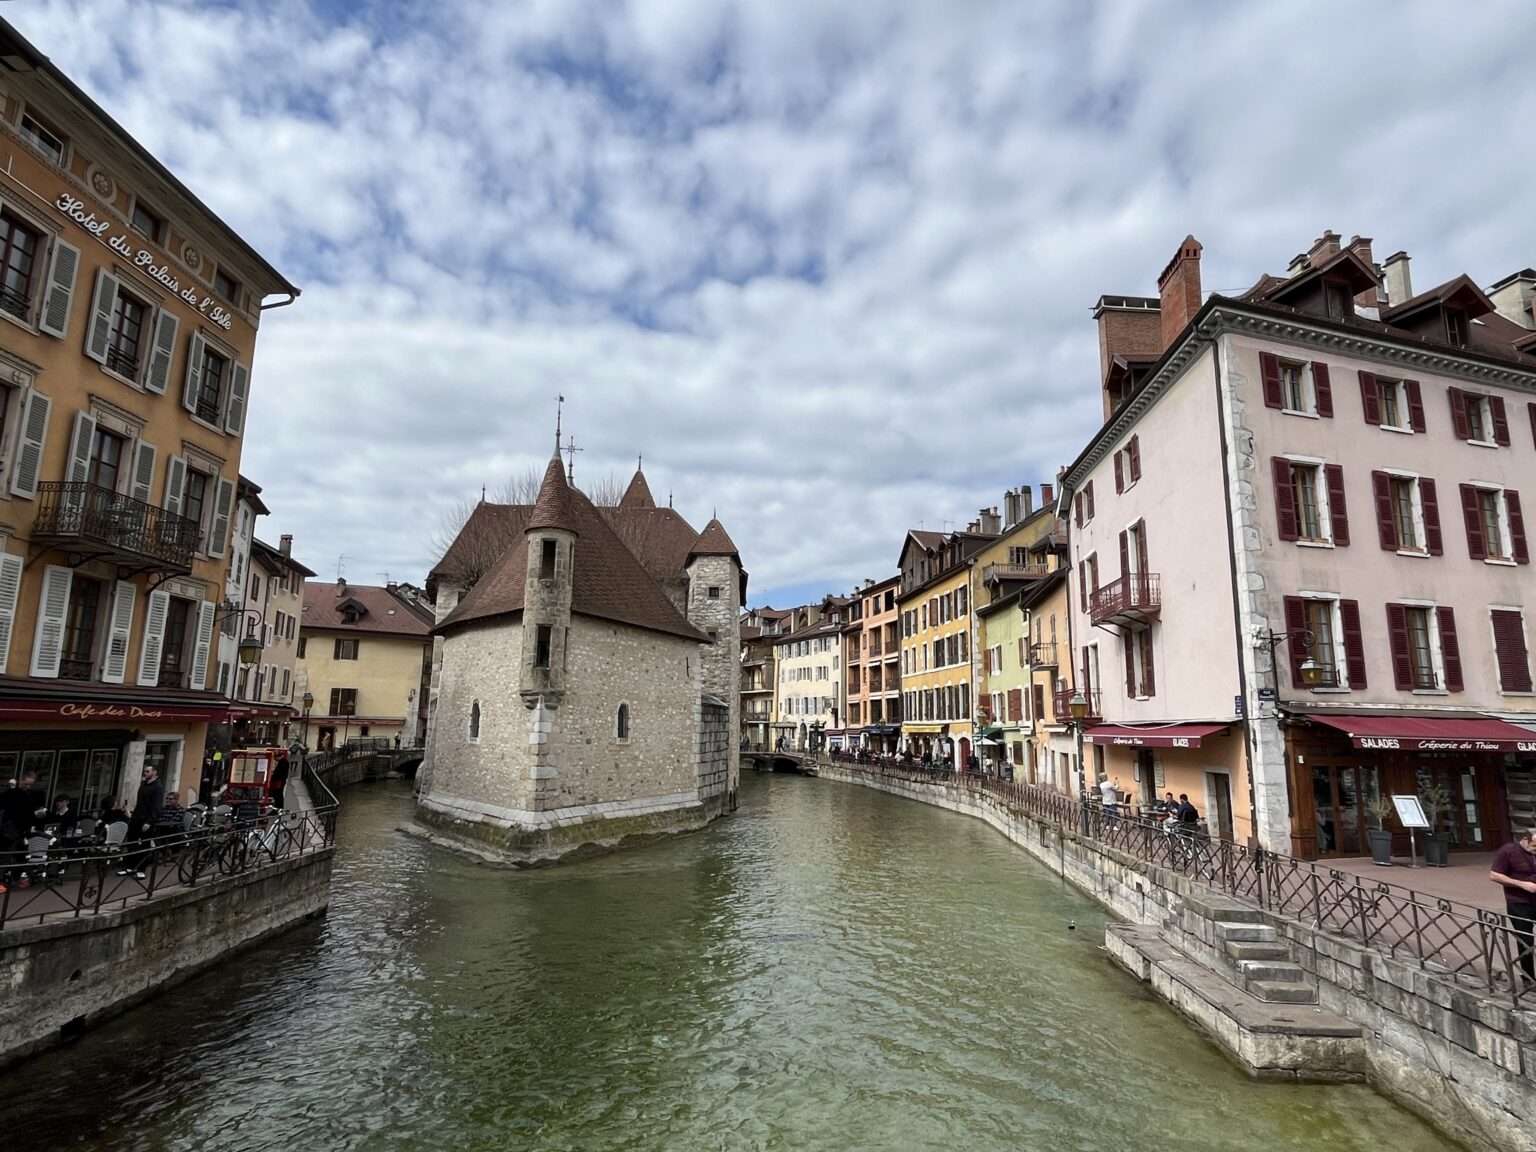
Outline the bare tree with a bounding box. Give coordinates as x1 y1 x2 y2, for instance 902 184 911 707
584 472 625 508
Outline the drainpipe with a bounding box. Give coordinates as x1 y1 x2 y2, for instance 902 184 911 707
1209 332 1262 848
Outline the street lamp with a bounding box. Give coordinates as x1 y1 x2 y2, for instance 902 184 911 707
215 605 267 665
1069 689 1088 796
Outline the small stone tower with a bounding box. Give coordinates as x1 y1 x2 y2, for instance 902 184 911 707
521 455 579 803
686 518 742 812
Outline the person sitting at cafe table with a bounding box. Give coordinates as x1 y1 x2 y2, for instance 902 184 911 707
50 796 78 839
1176 793 1200 827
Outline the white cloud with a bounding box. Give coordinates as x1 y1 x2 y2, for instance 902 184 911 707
11 0 1536 602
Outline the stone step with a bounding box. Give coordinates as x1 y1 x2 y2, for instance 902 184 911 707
1215 921 1278 943
1248 979 1318 1005
1224 940 1291 963
1239 960 1307 984
1183 894 1266 924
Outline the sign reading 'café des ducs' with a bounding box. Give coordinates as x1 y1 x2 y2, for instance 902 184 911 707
55 194 234 331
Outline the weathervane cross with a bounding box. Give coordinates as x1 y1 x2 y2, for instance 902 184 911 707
563 434 584 484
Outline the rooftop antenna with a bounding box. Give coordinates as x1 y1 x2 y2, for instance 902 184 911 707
668 489 673 508
637 453 643 472
377 571 391 586
335 553 347 581
554 393 564 455
563 433 583 484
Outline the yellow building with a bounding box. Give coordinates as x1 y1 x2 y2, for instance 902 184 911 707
0 19 295 809
297 580 432 750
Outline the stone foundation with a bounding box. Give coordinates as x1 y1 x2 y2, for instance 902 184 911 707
819 763 1535 1152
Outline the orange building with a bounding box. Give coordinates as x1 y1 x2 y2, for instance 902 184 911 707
844 576 901 755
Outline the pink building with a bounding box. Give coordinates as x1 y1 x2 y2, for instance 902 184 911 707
1058 233 1536 858
844 575 902 754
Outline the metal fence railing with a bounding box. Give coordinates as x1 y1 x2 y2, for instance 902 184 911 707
0 800 338 932
823 752 1533 1007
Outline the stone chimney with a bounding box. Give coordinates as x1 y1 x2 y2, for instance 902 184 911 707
1487 268 1536 330
1308 230 1341 266
1285 252 1310 277
978 507 1001 535
1383 251 1412 307
1346 236 1380 310
336 576 346 594
1004 485 1034 527
1040 482 1054 509
1156 235 1203 351
279 533 292 557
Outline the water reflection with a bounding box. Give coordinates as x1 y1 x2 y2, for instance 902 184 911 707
1 775 1447 1151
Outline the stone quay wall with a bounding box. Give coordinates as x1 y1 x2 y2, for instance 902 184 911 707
0 849 333 1068
818 762 1535 1152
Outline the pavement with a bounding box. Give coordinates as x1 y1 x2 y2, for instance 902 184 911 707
1324 850 1504 913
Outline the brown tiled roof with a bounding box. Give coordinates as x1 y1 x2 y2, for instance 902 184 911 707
527 455 580 534
604 506 697 578
302 582 433 637
251 537 317 578
438 485 710 643
689 517 739 559
907 529 946 552
619 468 656 509
429 503 529 585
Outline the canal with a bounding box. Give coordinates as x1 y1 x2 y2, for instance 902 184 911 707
3 774 1448 1151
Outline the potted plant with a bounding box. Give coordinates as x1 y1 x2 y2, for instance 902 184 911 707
1366 794 1395 865
1419 782 1452 867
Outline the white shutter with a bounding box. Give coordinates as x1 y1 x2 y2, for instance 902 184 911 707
208 476 234 559
191 599 216 690
0 552 23 672
100 580 136 684
10 388 50 498
130 440 156 504
136 589 169 686
29 564 72 678
162 454 186 517
38 238 80 338
181 331 206 413
83 268 119 365
144 308 178 394
66 409 95 484
224 361 248 435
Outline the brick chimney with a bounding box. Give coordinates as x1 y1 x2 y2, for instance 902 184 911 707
1308 230 1341 266
1040 482 1054 509
1156 235 1203 351
1346 236 1380 310
279 533 292 557
978 507 1001 535
1383 251 1412 307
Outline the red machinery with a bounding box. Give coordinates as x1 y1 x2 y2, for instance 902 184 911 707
220 746 289 814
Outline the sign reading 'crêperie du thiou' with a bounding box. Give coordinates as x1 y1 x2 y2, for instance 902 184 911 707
1355 736 1536 753
54 194 234 331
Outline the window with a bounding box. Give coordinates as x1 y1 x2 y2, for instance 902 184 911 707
467 700 481 741
1325 280 1352 320
334 637 358 660
183 467 210 544
539 538 556 579
1406 607 1436 690
88 426 126 493
1466 394 1489 442
615 703 630 741
1304 599 1340 687
1445 308 1469 349
105 288 148 378
280 668 290 697
19 111 65 166
1280 360 1309 413
1378 379 1401 428
195 347 227 425
214 267 241 305
1479 489 1506 560
534 625 551 669
130 201 166 244
297 636 307 658
707 585 721 599
1275 458 1347 546
329 687 357 716
1390 477 1418 551
59 576 103 681
0 211 42 321
1293 464 1322 539
1490 609 1533 694
1460 484 1528 564
159 596 193 687
1450 387 1508 446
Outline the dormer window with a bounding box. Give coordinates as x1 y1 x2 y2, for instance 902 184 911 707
1445 308 1469 348
1325 281 1352 320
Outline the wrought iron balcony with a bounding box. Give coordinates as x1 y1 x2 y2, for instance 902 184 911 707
983 562 1052 585
33 482 200 572
1089 573 1161 629
1030 641 1059 667
1053 687 1102 724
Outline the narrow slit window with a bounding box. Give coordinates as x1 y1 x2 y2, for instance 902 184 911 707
535 625 551 669
540 538 557 579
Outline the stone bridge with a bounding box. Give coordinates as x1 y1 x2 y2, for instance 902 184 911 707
742 749 819 776
305 741 424 792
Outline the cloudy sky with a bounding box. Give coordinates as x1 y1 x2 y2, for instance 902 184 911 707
14 1 1535 605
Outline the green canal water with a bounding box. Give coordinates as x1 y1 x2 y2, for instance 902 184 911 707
2 774 1450 1151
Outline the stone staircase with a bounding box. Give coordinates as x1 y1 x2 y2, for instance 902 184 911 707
1211 907 1317 1005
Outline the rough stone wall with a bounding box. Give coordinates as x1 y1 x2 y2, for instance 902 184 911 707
0 851 332 1068
686 554 740 804
430 619 533 812
820 763 1536 1152
696 697 729 806
519 530 575 701
417 580 462 796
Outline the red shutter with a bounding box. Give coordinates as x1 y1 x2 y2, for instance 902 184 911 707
1032 683 1045 724
1018 637 1025 665
1086 480 1095 520
1260 352 1282 408
1405 380 1425 432
1438 607 1463 692
1124 636 1137 697
1118 529 1129 577
1074 492 1083 528
1339 599 1367 689
1530 402 1536 450
1114 451 1124 494
1272 457 1298 541
1371 471 1397 550
1135 519 1149 573
1386 603 1413 689
1459 484 1487 559
1081 648 1091 698
1358 371 1380 425
1449 387 1470 440
1312 362 1333 417
1491 609 1533 694
1283 596 1308 687
1325 464 1349 545
1007 687 1022 723
1078 560 1088 612
1420 478 1443 555
1129 435 1141 481
1139 629 1155 697
1508 489 1529 564
1491 396 1510 446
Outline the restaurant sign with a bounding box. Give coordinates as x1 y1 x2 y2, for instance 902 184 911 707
54 195 234 331
1355 736 1536 753
0 699 228 723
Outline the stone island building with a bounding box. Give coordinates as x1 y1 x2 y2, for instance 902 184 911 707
418 456 744 864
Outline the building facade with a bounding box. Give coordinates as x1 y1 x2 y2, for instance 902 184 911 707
297 579 432 750
774 597 847 751
1059 231 1536 855
0 20 294 810
740 605 789 752
844 576 901 755
227 535 312 744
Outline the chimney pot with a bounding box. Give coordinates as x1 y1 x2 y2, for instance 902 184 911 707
1156 235 1203 352
279 533 292 557
1383 251 1412 307
1041 482 1055 508
1021 485 1034 517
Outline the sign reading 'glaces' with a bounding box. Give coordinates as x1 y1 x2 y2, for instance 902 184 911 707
54 195 234 331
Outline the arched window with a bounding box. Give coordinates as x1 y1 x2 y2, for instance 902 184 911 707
468 700 481 742
615 703 630 742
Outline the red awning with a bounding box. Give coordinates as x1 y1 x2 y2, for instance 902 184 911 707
1308 714 1536 753
1087 723 1229 749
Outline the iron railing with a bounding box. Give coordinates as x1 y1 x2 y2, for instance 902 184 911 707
0 800 338 931
1029 641 1059 667
32 481 200 570
1089 573 1161 626
983 562 1052 584
1053 687 1101 723
822 755 1533 1007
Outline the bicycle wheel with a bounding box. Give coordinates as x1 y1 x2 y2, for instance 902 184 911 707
216 835 248 876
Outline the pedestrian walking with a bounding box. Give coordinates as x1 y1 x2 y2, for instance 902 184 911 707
0 768 43 892
1098 774 1118 816
1490 828 1536 985
269 754 290 811
119 765 164 879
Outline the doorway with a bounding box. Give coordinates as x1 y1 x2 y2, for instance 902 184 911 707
1205 771 1234 842
1311 763 1379 856
958 736 972 772
1414 763 1489 849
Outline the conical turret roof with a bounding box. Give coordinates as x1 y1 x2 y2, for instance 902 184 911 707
526 454 579 535
619 467 656 510
689 517 739 560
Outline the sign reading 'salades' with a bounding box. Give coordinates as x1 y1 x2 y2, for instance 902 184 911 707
54 194 234 331
1357 736 1536 753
